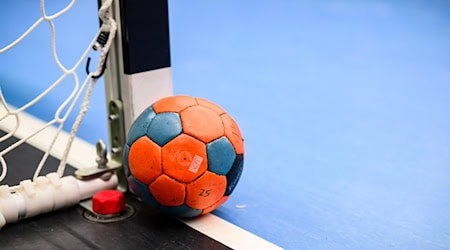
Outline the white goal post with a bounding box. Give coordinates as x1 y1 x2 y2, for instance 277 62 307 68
99 0 173 191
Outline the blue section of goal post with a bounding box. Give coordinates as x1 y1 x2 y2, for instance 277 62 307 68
119 0 171 74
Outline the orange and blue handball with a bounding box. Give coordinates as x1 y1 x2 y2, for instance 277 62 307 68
123 95 244 217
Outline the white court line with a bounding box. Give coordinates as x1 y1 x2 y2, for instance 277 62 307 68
180 215 283 250
0 108 96 170
0 110 282 250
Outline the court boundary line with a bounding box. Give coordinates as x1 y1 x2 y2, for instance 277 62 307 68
180 215 282 249
0 108 96 170
0 109 282 250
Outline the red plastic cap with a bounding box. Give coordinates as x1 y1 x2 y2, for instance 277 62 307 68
92 190 125 215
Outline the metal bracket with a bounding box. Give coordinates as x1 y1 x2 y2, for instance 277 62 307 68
74 99 128 192
74 140 122 180
107 99 128 192
108 99 125 161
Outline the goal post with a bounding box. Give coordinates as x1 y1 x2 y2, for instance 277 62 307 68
100 0 173 191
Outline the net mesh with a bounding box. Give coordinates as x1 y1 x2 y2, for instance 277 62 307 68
0 0 116 189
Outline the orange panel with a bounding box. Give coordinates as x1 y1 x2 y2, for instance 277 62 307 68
128 136 162 184
153 95 197 113
181 105 224 143
221 114 244 154
162 134 207 183
149 174 185 206
195 97 226 115
202 196 229 215
186 171 227 210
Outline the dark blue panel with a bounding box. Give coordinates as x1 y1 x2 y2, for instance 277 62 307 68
127 175 160 208
206 136 236 175
126 106 156 146
147 112 182 146
123 144 131 177
224 154 243 196
119 0 170 74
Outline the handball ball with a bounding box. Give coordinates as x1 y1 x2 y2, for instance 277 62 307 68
123 95 244 217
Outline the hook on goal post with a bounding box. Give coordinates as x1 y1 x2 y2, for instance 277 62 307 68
86 28 112 79
86 0 116 79
86 54 109 79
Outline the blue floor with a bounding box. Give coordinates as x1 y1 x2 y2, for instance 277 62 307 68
1 1 450 249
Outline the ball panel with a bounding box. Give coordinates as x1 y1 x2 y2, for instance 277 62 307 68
206 136 236 175
195 97 225 115
186 171 226 210
221 114 244 154
201 196 229 215
147 112 182 146
162 134 207 183
150 175 186 206
225 154 244 196
127 106 156 145
123 144 131 177
153 95 197 113
181 106 224 143
128 175 160 208
128 136 162 184
160 205 202 217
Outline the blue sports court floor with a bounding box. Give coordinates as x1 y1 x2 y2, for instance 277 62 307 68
1 1 450 249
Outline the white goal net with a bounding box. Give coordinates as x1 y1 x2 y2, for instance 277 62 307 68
0 0 119 228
